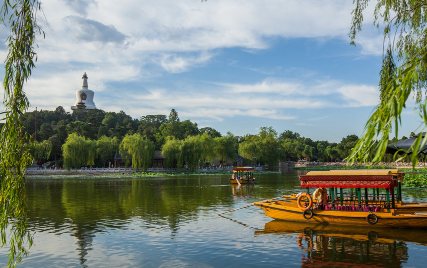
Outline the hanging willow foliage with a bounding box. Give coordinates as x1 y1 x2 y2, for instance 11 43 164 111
96 136 118 167
161 137 182 170
0 0 43 267
62 133 96 169
120 134 155 172
32 140 52 160
348 1 427 167
348 34 427 166
179 136 204 171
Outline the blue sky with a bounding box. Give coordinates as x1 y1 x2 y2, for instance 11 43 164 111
0 0 422 142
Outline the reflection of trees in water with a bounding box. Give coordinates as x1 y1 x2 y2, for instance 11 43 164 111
25 176 250 261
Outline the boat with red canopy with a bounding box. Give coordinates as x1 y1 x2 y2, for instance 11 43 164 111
254 169 427 228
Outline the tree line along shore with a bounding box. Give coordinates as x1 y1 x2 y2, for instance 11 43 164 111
12 106 422 173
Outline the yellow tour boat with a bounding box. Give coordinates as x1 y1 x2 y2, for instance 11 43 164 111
254 169 427 228
230 167 255 184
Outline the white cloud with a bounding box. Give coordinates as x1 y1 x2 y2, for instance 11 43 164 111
23 0 361 75
0 0 385 128
337 84 379 107
160 52 213 73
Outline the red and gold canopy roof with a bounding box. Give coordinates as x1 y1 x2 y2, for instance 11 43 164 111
299 170 403 189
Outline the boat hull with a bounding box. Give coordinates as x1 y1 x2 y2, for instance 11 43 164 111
255 200 427 229
230 178 255 184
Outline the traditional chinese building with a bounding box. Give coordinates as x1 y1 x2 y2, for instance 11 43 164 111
71 72 96 110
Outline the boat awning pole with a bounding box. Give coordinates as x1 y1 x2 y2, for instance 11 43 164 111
391 187 395 209
357 188 361 211
386 189 390 212
364 188 368 206
372 188 376 202
398 182 402 203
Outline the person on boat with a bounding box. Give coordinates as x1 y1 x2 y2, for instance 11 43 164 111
312 187 326 209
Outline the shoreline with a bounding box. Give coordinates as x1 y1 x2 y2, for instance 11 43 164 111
26 170 280 179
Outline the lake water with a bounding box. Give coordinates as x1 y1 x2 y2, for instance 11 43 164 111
2 170 427 267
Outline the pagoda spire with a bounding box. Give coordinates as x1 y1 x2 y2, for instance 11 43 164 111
82 72 88 89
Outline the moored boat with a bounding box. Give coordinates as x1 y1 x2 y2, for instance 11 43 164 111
254 169 427 228
230 167 255 184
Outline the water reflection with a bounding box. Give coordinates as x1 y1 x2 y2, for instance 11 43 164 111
2 172 427 267
255 220 427 267
230 184 256 198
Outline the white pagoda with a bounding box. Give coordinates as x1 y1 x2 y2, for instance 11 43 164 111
71 72 96 110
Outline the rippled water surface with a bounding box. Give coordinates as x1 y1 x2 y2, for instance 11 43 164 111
2 170 427 267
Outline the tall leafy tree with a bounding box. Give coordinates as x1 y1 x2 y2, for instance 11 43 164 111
214 132 237 164
179 136 204 171
120 134 155 172
62 133 96 169
238 136 260 165
302 145 315 161
160 109 181 139
96 136 119 168
199 133 217 165
138 114 167 144
162 137 182 170
200 127 222 138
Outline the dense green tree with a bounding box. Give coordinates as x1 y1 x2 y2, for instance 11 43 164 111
56 120 68 143
179 136 204 171
200 127 222 138
279 130 300 140
120 134 155 172
238 136 260 165
214 133 237 164
96 136 119 168
199 133 217 165
47 135 63 163
83 109 106 130
32 140 52 161
317 143 327 162
66 121 95 139
38 122 53 141
302 145 315 161
138 115 166 134
257 127 280 168
102 112 119 129
162 137 182 169
180 120 200 139
336 135 358 160
160 109 181 139
62 134 96 169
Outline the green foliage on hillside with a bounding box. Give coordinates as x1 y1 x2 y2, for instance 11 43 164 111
24 106 423 170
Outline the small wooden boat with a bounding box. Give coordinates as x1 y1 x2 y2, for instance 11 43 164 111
254 169 427 228
230 167 255 184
